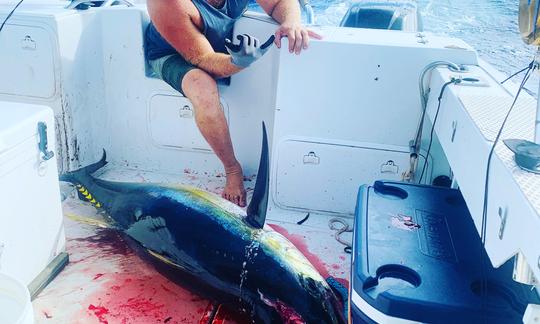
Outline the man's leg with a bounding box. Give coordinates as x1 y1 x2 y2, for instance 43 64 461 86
181 68 247 207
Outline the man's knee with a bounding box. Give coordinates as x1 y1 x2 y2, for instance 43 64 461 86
182 69 218 101
182 69 223 121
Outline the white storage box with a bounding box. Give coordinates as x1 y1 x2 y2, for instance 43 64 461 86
275 139 429 215
148 93 229 151
0 102 65 287
0 23 56 99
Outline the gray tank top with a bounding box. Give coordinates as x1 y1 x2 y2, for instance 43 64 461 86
145 0 249 60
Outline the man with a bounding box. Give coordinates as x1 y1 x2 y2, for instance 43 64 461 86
145 0 321 207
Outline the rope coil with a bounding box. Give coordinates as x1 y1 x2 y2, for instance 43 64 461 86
328 218 353 253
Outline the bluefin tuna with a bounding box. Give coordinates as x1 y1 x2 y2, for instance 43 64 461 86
60 125 345 324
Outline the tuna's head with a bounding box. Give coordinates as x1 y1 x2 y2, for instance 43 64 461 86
297 275 345 324
258 230 346 324
257 274 345 324
259 275 345 324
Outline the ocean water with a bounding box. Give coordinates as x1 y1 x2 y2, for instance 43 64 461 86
249 0 539 95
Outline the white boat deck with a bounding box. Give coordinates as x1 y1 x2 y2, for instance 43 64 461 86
31 167 352 324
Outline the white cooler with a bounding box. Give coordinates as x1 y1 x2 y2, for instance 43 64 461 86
0 102 66 297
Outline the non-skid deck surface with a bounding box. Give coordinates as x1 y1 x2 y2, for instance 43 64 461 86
32 167 351 324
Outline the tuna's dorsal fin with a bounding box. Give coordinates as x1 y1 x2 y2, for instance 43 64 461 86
246 122 269 229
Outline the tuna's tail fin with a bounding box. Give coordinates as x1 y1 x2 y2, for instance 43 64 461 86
59 150 108 184
59 150 115 227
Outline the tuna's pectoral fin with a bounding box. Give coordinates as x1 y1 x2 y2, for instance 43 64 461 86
246 122 269 229
125 216 201 273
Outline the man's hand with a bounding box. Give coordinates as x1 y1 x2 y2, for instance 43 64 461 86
225 34 275 68
274 22 322 54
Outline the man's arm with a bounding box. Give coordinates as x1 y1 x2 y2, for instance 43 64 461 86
147 0 241 79
257 0 322 54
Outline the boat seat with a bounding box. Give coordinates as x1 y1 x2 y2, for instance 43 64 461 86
340 1 422 32
114 8 186 95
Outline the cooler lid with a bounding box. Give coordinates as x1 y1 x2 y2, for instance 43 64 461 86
352 181 540 323
0 102 53 154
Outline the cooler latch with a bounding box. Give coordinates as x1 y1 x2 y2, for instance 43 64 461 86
38 122 55 161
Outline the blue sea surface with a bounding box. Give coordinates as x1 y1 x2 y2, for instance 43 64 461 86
249 0 539 95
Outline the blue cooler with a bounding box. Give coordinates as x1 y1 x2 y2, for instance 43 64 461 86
350 181 539 323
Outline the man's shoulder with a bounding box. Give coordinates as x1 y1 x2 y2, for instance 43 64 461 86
149 0 199 21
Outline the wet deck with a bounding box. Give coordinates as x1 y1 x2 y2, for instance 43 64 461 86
32 167 352 324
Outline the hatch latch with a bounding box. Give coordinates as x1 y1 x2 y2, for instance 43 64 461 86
38 122 55 161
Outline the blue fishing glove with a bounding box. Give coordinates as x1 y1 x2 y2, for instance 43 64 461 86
224 34 275 68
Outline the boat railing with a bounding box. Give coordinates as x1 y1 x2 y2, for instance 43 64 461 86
66 0 133 10
298 0 315 25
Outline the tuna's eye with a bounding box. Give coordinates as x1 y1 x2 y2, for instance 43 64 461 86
133 208 143 220
301 276 320 296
